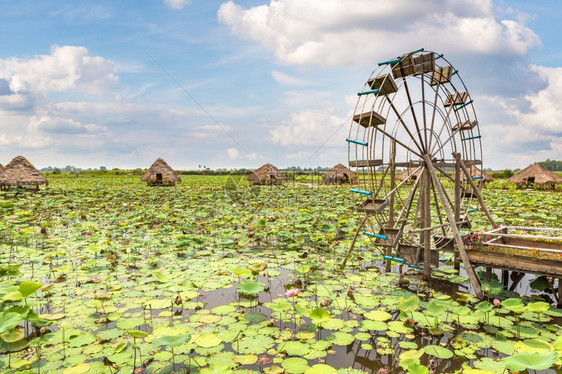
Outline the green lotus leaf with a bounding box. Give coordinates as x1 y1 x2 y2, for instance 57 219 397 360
152 271 169 283
1 328 24 343
426 300 447 316
501 298 525 314
424 344 453 359
211 305 237 315
153 333 191 348
475 301 493 313
304 364 337 374
0 312 22 334
309 308 330 325
529 276 550 291
503 352 558 371
514 338 553 353
269 301 291 313
233 354 258 365
19 281 43 298
360 320 388 331
125 330 148 338
282 341 310 356
481 281 503 295
230 267 251 277
68 332 96 347
526 301 550 314
236 335 275 354
321 318 345 330
194 333 222 348
398 294 420 313
62 362 90 374
282 357 309 374
326 332 354 346
364 310 391 321
237 280 264 295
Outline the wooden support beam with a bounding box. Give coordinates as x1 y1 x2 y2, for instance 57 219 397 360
423 155 483 298
457 155 498 228
341 215 368 268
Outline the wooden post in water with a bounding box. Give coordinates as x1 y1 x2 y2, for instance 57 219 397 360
424 155 483 298
387 140 396 272
453 153 461 271
422 164 432 280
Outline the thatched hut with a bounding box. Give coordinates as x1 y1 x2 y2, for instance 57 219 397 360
396 167 422 182
141 158 181 186
508 163 562 188
2 156 48 189
248 163 288 185
323 163 358 185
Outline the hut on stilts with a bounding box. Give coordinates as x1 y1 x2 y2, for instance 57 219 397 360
323 163 358 185
141 158 181 186
508 163 562 189
396 167 422 182
1 156 48 189
247 163 288 185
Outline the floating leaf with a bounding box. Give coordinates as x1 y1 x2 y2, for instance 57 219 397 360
304 364 337 374
283 341 310 356
424 345 453 359
62 362 90 374
152 271 169 283
503 352 558 371
194 333 222 348
153 334 191 348
237 280 264 295
282 357 309 374
364 310 391 321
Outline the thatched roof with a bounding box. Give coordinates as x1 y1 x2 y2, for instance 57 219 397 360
396 167 422 182
247 163 288 184
1 156 48 188
454 165 494 183
508 163 562 186
141 158 181 186
323 163 358 184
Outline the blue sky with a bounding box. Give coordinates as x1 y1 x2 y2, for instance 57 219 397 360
0 0 561 170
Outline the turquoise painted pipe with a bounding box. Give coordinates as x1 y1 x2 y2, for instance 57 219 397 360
454 100 473 112
346 138 368 146
407 48 424 54
378 58 401 66
434 54 444 60
383 255 406 263
357 89 380 96
452 70 458 76
459 208 478 214
350 189 372 196
363 231 388 240
461 135 481 141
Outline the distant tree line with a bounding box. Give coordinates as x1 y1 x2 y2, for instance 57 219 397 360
538 159 562 171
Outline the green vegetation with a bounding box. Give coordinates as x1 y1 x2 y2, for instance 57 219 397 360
0 176 560 373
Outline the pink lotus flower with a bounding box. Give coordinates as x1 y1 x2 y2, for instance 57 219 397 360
84 234 91 239
10 216 16 220
48 235 54 239
493 299 501 307
285 288 301 297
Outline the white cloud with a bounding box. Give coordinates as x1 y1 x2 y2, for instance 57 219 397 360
164 0 190 9
227 147 261 160
218 0 540 67
270 102 348 146
271 71 310 86
481 64 562 168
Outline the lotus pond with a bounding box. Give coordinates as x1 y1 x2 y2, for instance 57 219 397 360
0 176 561 373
